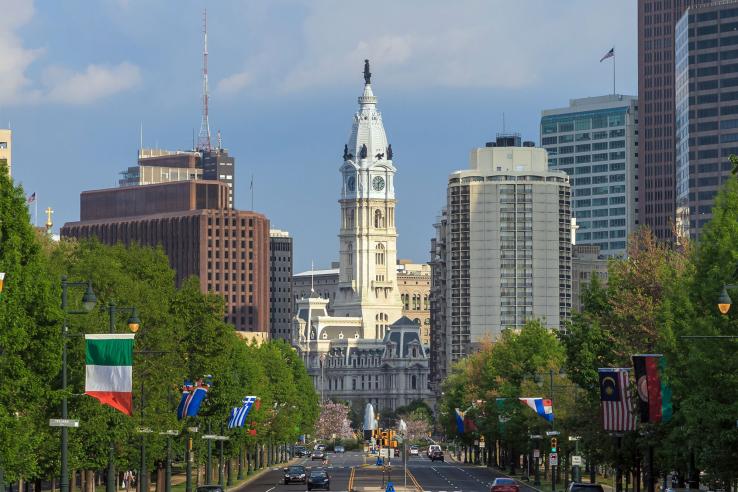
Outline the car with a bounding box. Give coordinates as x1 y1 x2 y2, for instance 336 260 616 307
491 478 520 492
294 446 308 457
409 445 419 456
317 444 327 452
284 465 307 484
334 445 345 453
566 484 604 492
307 470 330 490
311 450 326 460
427 444 441 457
196 486 224 492
430 449 444 462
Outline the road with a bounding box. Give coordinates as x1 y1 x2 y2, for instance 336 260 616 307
233 449 544 492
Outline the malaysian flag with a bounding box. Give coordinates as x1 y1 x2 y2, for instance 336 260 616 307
227 396 259 429
599 368 636 432
600 47 615 62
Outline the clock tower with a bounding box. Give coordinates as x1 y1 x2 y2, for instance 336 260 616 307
333 60 402 339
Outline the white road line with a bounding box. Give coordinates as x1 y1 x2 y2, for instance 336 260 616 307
265 487 276 492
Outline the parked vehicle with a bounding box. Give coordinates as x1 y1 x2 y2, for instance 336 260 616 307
294 446 308 457
566 483 605 492
491 478 519 492
307 470 330 490
283 465 307 484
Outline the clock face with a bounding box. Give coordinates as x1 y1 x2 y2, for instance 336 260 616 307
347 176 355 192
372 176 385 192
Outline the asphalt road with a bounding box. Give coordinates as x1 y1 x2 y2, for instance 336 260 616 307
234 450 543 492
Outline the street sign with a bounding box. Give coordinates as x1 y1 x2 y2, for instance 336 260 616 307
533 449 540 458
49 419 79 428
549 453 558 466
568 436 582 441
159 430 179 436
572 456 582 466
136 427 153 434
202 435 229 441
545 430 561 436
529 435 543 439
187 427 199 433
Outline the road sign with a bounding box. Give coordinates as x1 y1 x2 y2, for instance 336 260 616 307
549 453 558 466
569 435 582 441
187 427 199 433
545 430 561 436
159 430 179 436
529 435 543 439
202 435 229 441
533 449 540 458
136 427 153 434
49 419 79 428
572 456 582 466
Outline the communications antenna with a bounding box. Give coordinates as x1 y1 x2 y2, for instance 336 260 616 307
197 9 212 151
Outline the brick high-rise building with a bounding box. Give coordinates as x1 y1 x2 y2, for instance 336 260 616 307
638 0 710 241
61 180 270 333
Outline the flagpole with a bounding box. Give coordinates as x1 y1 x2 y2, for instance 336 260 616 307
613 47 616 95
250 174 254 211
35 198 38 227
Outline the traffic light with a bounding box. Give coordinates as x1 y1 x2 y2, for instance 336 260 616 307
550 437 558 452
381 431 389 446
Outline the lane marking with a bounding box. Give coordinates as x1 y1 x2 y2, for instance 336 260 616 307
265 487 276 492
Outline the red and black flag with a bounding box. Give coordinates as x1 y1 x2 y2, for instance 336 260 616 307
632 354 673 424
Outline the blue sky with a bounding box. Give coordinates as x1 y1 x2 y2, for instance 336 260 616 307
4 0 637 271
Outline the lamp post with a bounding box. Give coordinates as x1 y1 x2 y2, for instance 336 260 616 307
60 277 97 492
718 284 738 314
107 303 140 492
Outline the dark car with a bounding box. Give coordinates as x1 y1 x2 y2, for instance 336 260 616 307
197 486 224 492
430 449 444 462
334 445 345 453
307 470 330 490
491 478 520 492
284 465 307 484
294 446 308 457
317 444 327 452
567 483 605 492
311 449 326 460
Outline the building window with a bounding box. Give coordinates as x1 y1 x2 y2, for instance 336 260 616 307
375 243 385 265
374 209 384 228
411 375 417 390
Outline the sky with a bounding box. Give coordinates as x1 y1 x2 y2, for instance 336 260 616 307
2 0 638 272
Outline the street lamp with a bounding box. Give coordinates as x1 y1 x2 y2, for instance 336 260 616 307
106 303 140 492
60 277 97 492
718 285 737 314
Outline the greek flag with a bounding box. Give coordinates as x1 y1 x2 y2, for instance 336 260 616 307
228 396 258 429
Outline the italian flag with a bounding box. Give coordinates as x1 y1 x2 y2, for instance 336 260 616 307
85 334 135 416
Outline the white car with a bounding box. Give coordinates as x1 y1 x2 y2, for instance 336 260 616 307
427 444 441 457
409 446 419 456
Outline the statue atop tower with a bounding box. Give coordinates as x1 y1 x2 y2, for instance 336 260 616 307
364 59 371 85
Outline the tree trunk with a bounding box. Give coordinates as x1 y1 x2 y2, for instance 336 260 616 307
155 464 164 492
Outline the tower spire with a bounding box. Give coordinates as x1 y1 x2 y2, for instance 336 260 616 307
197 9 211 152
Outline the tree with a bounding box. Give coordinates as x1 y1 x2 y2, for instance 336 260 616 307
314 402 353 441
401 409 432 442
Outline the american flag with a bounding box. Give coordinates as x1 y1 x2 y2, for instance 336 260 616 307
27 192 36 204
599 368 636 432
600 47 615 62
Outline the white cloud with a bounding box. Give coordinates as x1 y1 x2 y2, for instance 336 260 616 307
43 62 141 105
232 0 636 95
216 71 253 96
0 0 141 106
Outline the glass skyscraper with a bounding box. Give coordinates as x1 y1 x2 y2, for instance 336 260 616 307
541 95 639 257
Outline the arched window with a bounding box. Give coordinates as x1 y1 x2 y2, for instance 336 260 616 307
424 295 429 310
375 243 385 265
413 318 421 326
374 209 384 228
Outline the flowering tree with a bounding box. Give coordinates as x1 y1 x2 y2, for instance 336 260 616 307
314 401 354 440
401 409 432 441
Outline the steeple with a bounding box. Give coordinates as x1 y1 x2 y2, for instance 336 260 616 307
347 59 389 167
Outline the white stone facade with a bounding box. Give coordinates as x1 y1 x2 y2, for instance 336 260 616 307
292 62 432 414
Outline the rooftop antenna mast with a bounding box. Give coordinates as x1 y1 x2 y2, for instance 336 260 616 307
197 9 212 152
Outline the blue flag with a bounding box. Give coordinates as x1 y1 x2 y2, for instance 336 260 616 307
227 396 258 429
454 408 465 434
176 378 210 420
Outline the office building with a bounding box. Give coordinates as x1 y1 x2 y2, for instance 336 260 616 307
119 149 202 187
0 129 11 176
269 229 293 340
202 147 235 209
430 135 571 385
429 210 448 392
541 95 639 257
397 261 431 346
61 180 270 333
571 244 609 313
292 61 432 412
675 1 738 240
638 0 710 241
